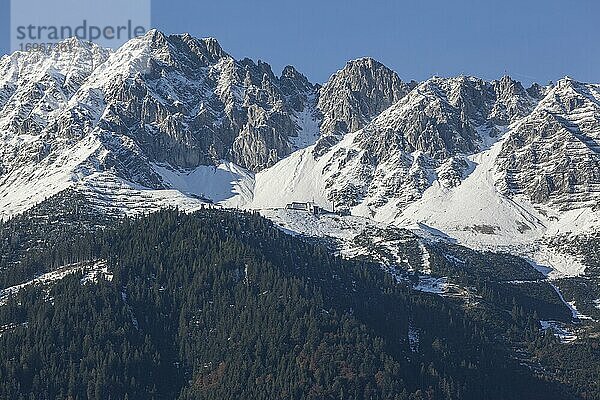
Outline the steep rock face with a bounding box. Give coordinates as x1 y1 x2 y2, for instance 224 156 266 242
0 31 323 215
330 76 536 212
490 75 537 124
355 75 536 161
496 78 600 209
314 58 413 155
0 30 323 204
0 40 110 185
250 75 540 218
357 78 478 161
46 31 319 175
0 39 110 137
230 61 317 170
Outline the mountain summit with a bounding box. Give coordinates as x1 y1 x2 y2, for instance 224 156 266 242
0 31 598 246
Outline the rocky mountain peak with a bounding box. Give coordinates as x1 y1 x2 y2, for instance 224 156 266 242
199 37 227 60
281 65 311 87
558 75 578 85
140 28 169 48
488 75 536 124
526 83 546 99
172 35 229 66
493 75 528 100
1 32 598 225
314 57 411 155
344 57 385 71
279 66 315 111
442 76 491 122
354 76 481 161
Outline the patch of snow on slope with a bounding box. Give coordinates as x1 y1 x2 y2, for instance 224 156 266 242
551 284 593 321
414 277 448 294
291 93 320 150
540 320 578 343
152 162 254 208
475 124 507 151
408 324 420 352
249 147 327 209
0 322 28 338
81 262 113 284
0 137 255 219
260 208 420 270
248 130 362 210
0 260 110 305
260 208 370 243
419 242 432 274
0 134 103 220
543 206 600 237
529 247 586 280
78 172 213 217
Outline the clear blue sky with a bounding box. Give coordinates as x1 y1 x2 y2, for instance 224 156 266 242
1 0 599 86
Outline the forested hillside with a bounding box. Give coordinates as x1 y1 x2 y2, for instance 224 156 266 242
0 205 595 399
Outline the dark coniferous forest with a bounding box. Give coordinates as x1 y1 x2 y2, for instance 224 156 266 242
0 197 598 399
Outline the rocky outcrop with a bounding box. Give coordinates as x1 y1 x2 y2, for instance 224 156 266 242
314 58 413 155
496 78 600 209
353 75 536 162
0 39 110 137
8 31 321 182
277 75 541 216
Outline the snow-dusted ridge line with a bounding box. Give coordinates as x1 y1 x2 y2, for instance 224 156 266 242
0 260 111 305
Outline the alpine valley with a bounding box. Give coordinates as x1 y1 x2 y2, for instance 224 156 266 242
0 31 599 399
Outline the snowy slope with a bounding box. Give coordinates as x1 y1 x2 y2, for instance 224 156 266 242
246 78 600 279
248 120 594 278
0 134 105 219
397 124 544 245
152 161 254 207
260 208 430 273
397 126 593 278
249 142 334 210
0 39 110 136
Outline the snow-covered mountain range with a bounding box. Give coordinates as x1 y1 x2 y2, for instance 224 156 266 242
248 74 599 276
1 30 599 278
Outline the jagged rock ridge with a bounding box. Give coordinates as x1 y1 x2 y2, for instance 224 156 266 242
0 30 598 230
